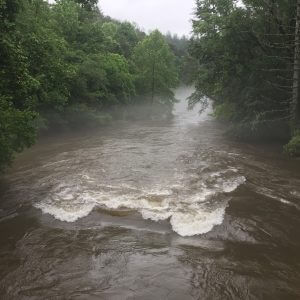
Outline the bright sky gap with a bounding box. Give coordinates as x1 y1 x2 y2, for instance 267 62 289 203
99 0 196 36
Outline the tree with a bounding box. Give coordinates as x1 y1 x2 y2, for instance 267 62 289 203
101 22 119 53
51 0 80 43
0 0 38 172
190 0 296 141
70 53 135 108
292 0 300 134
17 0 75 113
0 98 36 172
0 0 181 172
115 22 140 58
133 30 178 105
74 0 97 11
164 32 198 84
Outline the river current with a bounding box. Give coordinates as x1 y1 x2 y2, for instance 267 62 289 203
0 87 300 299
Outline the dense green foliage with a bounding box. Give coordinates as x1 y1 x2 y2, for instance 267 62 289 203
190 0 299 147
0 0 38 171
0 0 183 172
164 33 199 84
133 30 179 106
284 133 300 156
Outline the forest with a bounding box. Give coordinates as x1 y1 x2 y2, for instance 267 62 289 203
0 0 195 172
189 0 300 155
1 0 300 174
1 1 300 298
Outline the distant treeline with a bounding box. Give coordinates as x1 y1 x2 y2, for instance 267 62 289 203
189 0 300 155
0 0 195 172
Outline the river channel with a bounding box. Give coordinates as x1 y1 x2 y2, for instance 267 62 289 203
0 87 300 299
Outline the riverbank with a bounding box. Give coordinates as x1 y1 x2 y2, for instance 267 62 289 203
1 87 300 298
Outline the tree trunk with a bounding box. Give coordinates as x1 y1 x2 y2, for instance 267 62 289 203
151 58 155 105
292 0 300 134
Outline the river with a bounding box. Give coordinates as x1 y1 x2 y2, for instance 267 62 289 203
0 87 300 299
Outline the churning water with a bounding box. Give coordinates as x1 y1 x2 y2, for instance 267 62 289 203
1 87 300 299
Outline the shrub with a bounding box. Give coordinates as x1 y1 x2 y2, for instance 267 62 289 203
284 133 300 157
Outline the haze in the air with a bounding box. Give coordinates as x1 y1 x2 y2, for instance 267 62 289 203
100 0 195 36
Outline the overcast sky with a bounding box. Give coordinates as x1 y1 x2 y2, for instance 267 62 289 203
99 0 196 36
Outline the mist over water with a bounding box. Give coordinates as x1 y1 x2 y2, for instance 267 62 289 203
1 87 300 298
31 87 245 236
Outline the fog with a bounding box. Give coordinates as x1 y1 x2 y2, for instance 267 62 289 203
2 1 300 299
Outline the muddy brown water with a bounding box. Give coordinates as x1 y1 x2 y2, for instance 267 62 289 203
0 87 300 299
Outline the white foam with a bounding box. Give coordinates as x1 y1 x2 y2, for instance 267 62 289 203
222 176 246 193
34 174 245 236
141 209 172 221
170 207 226 236
291 190 300 198
279 198 291 205
278 198 300 209
35 201 96 222
181 189 216 203
34 187 97 222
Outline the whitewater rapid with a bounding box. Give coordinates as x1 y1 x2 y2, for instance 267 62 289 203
34 167 246 237
33 87 247 236
3 87 300 299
